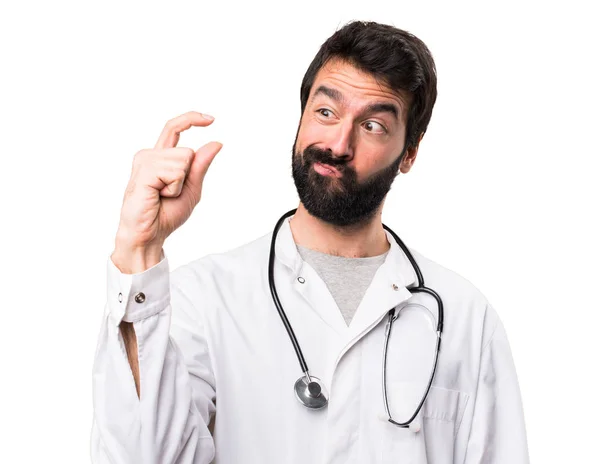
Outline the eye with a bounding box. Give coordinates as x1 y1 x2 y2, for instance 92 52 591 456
364 121 387 134
316 108 333 118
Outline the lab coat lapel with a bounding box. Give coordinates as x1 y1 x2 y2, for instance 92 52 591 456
346 228 418 341
274 216 349 334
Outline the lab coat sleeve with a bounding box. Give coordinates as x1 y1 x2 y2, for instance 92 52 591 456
91 250 216 464
461 306 530 464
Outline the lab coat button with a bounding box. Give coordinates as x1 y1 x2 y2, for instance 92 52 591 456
134 292 146 303
118 292 123 303
297 277 305 284
392 284 399 291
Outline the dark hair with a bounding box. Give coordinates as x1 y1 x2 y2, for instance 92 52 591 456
300 20 438 151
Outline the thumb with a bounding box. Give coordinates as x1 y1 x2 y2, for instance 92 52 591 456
184 141 223 201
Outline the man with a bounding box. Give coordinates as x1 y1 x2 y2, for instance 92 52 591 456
92 21 529 463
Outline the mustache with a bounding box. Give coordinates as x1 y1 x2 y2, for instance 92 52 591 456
302 146 349 169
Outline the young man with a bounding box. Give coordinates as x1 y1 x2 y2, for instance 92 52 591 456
92 21 529 463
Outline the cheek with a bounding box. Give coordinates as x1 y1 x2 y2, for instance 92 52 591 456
356 150 380 170
296 118 326 149
353 150 391 182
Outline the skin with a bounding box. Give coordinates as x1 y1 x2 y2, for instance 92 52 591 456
290 57 424 257
114 111 222 400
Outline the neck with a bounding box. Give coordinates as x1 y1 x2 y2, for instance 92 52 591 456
289 203 390 258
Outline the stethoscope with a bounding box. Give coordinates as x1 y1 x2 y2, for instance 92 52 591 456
268 208 444 429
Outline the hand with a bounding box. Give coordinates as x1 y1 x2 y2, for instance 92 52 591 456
113 111 223 267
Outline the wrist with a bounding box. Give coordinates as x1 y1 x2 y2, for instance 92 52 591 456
111 242 164 274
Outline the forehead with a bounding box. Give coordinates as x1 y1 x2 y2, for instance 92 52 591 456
309 58 410 114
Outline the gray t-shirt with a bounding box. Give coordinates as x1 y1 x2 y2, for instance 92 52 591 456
296 244 389 326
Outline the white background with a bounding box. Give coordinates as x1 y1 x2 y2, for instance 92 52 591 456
1 0 598 462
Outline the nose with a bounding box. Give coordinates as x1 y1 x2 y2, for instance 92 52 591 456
325 120 355 162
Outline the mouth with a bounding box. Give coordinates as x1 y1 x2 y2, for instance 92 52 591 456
313 162 343 178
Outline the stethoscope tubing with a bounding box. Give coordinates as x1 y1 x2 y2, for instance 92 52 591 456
382 308 443 427
382 223 444 333
268 208 444 403
268 209 310 374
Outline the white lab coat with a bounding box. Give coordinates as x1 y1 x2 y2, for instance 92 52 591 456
91 215 529 463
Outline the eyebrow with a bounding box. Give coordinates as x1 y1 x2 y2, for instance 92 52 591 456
310 85 401 121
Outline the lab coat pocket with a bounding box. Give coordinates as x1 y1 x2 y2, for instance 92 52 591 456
417 385 470 464
381 383 469 464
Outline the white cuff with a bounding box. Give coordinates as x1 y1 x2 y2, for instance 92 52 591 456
106 249 170 326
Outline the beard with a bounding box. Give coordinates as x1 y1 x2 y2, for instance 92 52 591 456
291 142 407 228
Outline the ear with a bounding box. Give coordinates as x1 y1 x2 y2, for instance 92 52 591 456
398 132 424 174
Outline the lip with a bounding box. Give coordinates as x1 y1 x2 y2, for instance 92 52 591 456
313 162 342 178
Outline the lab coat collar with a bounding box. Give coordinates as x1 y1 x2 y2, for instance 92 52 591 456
274 214 418 337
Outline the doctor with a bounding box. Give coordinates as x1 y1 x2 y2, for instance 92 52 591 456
92 20 529 463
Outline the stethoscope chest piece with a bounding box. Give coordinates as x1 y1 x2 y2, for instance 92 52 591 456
294 375 328 409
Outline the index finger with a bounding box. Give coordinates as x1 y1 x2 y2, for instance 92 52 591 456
154 111 215 149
